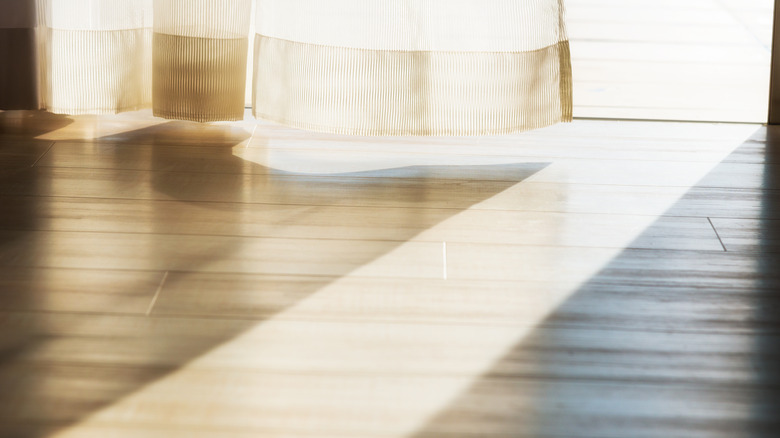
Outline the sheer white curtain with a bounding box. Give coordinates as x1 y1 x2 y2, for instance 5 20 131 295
153 0 252 121
254 0 571 135
0 0 571 135
38 0 153 115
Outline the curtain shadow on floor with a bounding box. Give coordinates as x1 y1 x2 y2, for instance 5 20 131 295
411 127 780 438
0 111 73 138
0 117 550 437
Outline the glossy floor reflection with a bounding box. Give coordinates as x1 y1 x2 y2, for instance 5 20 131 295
0 110 777 437
412 128 780 438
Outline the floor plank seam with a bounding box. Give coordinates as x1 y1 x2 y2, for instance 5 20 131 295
146 271 169 316
0 226 734 251
28 141 54 168
707 217 729 252
12 356 780 388
40 144 753 164
23 164 779 191
4 194 763 220
28 165 554 183
3 308 777 336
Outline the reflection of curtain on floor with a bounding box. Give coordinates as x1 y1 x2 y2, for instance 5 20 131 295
0 0 571 135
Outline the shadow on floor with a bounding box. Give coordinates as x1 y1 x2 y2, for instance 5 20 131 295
0 115 550 437
411 127 780 437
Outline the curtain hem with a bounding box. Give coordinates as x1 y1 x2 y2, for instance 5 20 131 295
253 35 573 137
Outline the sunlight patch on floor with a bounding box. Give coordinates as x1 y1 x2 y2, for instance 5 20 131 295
44 122 762 438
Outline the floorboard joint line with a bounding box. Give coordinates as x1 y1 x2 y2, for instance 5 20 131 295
146 271 170 316
246 122 259 149
30 141 55 168
443 241 448 280
707 217 729 252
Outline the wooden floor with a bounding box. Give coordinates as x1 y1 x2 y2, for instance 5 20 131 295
568 0 774 123
1 110 779 437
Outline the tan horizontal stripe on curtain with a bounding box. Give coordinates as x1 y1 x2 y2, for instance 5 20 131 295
152 0 252 122
41 28 152 115
253 37 572 136
4 0 572 134
29 0 252 122
253 0 572 136
35 0 152 115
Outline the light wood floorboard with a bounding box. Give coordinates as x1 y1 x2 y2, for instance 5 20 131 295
1 111 779 437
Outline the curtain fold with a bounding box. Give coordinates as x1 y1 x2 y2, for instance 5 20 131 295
38 0 153 115
253 0 571 135
1 0 571 136
152 0 252 121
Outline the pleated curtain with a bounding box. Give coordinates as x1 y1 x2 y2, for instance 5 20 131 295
0 0 572 135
